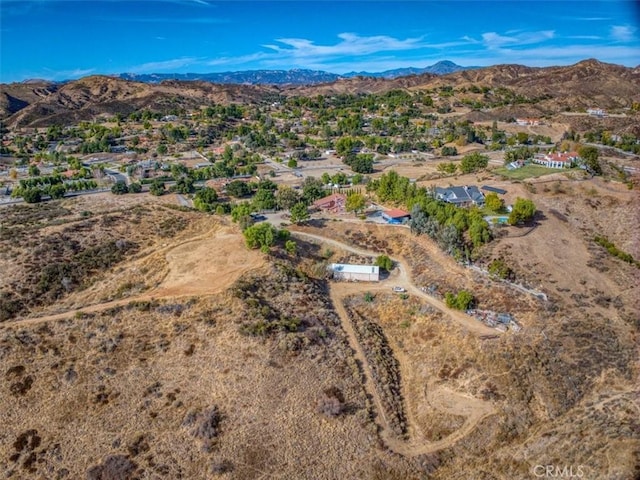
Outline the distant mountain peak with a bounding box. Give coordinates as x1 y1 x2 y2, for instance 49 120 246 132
117 61 478 86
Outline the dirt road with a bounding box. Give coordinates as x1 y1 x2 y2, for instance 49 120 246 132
293 230 497 455
292 230 498 337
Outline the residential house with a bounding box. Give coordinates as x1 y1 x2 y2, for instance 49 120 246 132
382 208 411 224
532 151 579 169
435 186 485 207
330 264 380 282
312 193 346 214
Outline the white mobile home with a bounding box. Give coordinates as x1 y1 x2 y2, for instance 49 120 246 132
330 264 380 282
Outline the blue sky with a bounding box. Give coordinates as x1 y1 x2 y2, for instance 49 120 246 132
1 0 639 82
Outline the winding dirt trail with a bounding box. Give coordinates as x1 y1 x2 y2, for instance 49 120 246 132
6 227 496 456
294 231 497 456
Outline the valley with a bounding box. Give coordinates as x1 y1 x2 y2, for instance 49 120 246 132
0 59 638 479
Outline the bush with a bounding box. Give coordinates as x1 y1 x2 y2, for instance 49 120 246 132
192 407 222 441
445 290 474 310
87 455 137 480
316 388 345 417
22 188 42 203
111 181 128 195
488 258 514 280
128 182 142 194
375 254 393 271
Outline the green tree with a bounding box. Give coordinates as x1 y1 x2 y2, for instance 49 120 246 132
374 255 393 271
22 188 42 203
49 183 66 199
193 187 218 212
484 192 504 212
111 181 128 195
345 153 374 173
290 202 310 224
174 176 194 194
275 185 301 210
226 180 251 198
508 198 536 225
28 165 40 177
345 192 366 214
578 145 601 174
231 203 253 222
149 179 165 196
287 158 298 168
459 152 489 174
445 290 474 310
128 182 142 193
243 222 277 250
157 143 168 155
301 176 326 203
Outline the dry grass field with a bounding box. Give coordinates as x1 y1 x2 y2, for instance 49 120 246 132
0 170 638 479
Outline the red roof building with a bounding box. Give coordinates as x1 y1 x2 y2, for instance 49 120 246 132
312 193 346 214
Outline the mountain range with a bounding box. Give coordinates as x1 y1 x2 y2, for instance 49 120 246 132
1 59 638 130
117 61 476 85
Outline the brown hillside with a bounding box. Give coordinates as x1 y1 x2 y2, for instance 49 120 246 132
3 60 639 127
420 59 640 111
5 76 278 128
0 81 58 119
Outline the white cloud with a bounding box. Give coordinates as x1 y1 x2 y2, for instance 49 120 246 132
263 33 426 59
610 25 635 42
481 30 555 49
128 57 200 73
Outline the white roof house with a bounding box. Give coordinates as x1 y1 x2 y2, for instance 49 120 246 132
330 264 380 282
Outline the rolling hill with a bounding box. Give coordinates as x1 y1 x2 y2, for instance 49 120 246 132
1 59 639 128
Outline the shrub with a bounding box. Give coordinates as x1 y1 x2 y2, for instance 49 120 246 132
445 290 474 310
86 455 137 480
128 182 142 194
374 254 393 271
488 258 514 280
111 181 128 195
316 388 345 417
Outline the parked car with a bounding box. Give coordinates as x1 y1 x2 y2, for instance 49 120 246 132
392 286 406 293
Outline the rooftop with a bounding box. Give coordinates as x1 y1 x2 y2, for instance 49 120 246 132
383 208 410 218
330 263 380 274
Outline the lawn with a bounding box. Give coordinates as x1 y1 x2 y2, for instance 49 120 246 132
493 164 578 180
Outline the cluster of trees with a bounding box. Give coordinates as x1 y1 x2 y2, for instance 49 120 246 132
583 130 640 154
111 181 142 195
504 146 536 164
369 172 492 258
577 145 602 175
12 174 99 203
459 152 489 174
242 221 292 253
435 152 490 176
